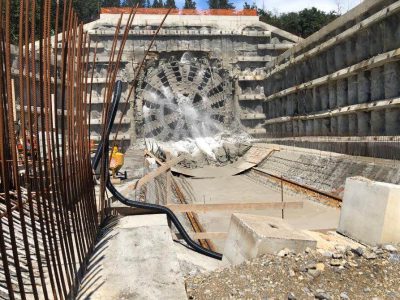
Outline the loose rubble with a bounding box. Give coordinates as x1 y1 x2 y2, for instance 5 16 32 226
186 245 400 299
144 131 252 169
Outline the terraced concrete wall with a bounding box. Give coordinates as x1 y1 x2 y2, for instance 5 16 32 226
262 0 400 159
83 11 301 147
253 145 400 200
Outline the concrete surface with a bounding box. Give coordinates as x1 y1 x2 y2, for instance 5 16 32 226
222 214 316 265
77 215 186 300
257 144 400 199
173 243 221 278
176 174 340 251
304 230 364 252
338 177 400 246
263 0 400 158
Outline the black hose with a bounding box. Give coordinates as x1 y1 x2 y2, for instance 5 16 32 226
92 80 223 260
92 81 123 171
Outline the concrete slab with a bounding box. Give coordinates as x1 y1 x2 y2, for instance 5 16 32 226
173 243 221 277
222 214 316 265
338 177 400 246
179 175 340 251
77 215 187 300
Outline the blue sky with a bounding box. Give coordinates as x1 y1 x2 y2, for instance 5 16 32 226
174 0 362 13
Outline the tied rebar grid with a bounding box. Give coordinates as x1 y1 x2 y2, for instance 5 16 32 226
0 0 170 297
0 0 100 298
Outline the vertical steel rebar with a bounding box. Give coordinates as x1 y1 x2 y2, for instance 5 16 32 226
281 176 284 219
0 0 104 297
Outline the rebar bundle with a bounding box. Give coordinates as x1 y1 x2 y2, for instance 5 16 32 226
0 1 98 298
0 1 185 297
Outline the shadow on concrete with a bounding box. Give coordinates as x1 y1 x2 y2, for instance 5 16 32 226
76 216 120 300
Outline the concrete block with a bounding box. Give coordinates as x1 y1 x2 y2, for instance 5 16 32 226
321 118 330 135
348 114 358 135
347 75 358 105
338 115 349 136
357 111 370 136
328 81 337 109
384 62 400 99
222 214 316 265
371 110 385 135
371 67 385 101
337 79 348 107
357 71 371 104
338 177 400 246
385 109 400 136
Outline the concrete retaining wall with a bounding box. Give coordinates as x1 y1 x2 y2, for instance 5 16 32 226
256 145 400 199
261 0 400 159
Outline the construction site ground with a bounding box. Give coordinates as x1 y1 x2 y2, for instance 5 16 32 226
175 168 340 252
186 244 400 300
90 142 400 300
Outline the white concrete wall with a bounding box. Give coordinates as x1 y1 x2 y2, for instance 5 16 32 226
338 177 400 245
93 13 260 30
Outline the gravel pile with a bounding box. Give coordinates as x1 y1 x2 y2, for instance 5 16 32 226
186 245 400 299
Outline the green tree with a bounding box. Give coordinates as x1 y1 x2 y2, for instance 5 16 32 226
219 0 234 9
10 0 101 44
258 7 339 38
208 0 218 9
9 0 21 43
72 0 99 23
183 0 196 9
152 0 164 7
165 0 176 8
102 0 121 7
208 0 234 9
122 0 146 7
243 1 256 9
298 7 337 37
145 0 151 8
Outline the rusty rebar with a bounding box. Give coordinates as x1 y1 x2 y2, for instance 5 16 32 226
0 0 100 298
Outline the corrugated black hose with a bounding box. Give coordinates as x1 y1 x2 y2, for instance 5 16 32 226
92 80 223 260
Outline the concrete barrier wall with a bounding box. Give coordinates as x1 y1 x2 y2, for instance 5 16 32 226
262 0 400 159
255 145 400 199
338 177 400 246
